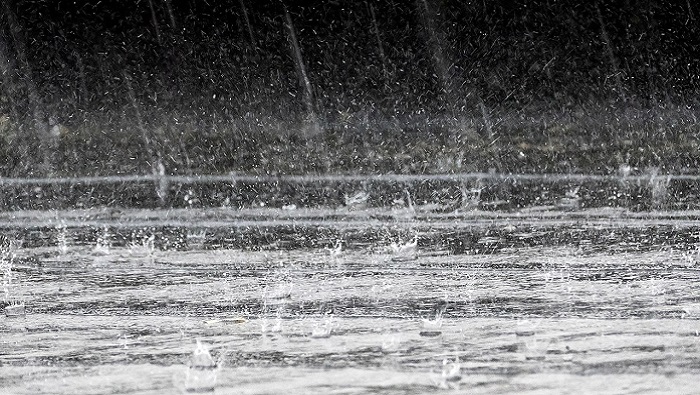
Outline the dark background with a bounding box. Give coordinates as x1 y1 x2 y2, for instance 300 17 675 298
1 0 699 177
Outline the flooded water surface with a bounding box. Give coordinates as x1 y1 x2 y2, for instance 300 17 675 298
2 207 700 394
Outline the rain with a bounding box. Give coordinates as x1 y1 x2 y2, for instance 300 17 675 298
1 1 700 394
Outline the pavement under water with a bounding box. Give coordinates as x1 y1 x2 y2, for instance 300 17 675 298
1 206 700 394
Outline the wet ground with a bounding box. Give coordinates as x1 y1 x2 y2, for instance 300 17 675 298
2 205 700 394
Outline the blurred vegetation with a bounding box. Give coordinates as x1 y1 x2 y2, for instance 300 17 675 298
1 0 699 177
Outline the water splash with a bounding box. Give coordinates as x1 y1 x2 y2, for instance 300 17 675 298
420 300 447 337
183 188 200 207
344 190 370 209
310 313 334 339
184 339 218 392
460 184 482 210
421 313 443 331
390 234 418 261
261 309 283 334
682 239 700 267
324 239 343 268
56 223 70 254
186 230 207 250
433 357 461 389
128 229 156 264
681 304 700 319
1 235 24 317
381 333 401 353
265 280 294 301
558 186 581 210
93 226 112 255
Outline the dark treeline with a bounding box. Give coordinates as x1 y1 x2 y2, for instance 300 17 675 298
1 0 700 177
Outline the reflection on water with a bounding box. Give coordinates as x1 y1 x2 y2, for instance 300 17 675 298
2 211 700 394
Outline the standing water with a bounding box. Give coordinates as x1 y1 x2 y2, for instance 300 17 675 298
1 173 700 394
